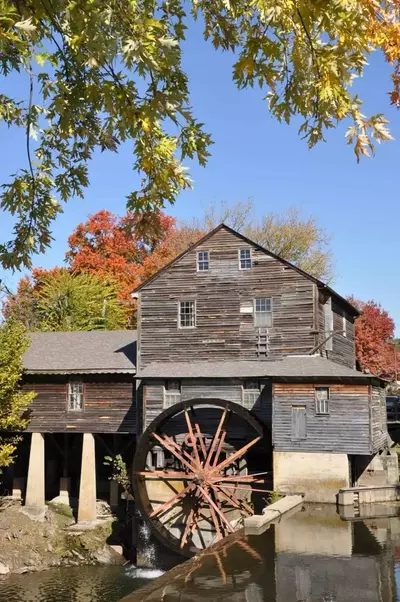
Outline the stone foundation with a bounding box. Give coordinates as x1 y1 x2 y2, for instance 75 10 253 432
273 451 350 503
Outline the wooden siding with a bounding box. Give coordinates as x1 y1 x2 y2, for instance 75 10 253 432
139 227 317 368
371 385 388 453
23 375 136 433
273 383 372 454
318 296 355 368
142 379 272 432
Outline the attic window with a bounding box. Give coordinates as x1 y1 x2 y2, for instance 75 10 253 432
68 379 84 411
239 248 252 270
197 251 209 271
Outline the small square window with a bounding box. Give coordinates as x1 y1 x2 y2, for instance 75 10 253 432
68 380 83 411
179 300 196 328
197 251 209 271
315 387 330 415
254 298 273 327
242 381 260 409
239 248 252 270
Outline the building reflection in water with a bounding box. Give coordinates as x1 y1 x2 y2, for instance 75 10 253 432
123 504 400 602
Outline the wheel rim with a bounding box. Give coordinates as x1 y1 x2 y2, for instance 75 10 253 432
133 398 271 556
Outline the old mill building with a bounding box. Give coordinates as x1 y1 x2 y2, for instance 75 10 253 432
6 224 397 550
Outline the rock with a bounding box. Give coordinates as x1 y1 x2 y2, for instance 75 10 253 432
47 543 53 552
0 562 9 575
96 501 112 518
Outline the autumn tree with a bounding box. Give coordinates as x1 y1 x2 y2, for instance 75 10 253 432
349 297 398 381
0 320 34 469
1 0 399 270
189 201 333 281
5 269 125 331
66 210 175 301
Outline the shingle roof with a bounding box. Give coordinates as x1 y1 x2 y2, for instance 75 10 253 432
137 356 375 381
23 330 137 374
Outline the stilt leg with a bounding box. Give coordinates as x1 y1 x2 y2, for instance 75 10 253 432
78 433 97 522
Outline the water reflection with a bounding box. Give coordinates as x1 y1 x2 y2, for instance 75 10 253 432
0 565 159 602
122 504 400 602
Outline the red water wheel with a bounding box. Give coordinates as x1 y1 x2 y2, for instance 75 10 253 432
132 399 271 557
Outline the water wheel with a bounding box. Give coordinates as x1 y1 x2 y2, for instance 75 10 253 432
132 398 271 557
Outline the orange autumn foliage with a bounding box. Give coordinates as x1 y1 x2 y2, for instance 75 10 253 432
349 297 399 381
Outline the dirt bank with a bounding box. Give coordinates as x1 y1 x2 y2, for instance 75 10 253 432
0 501 125 576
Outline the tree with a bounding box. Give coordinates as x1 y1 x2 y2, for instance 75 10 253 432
189 201 333 281
66 210 175 302
0 320 34 469
349 297 399 381
1 0 398 270
5 269 126 331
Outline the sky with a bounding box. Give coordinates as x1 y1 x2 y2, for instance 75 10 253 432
0 17 399 334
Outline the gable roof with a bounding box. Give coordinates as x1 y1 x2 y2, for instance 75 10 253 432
132 223 360 316
23 330 136 374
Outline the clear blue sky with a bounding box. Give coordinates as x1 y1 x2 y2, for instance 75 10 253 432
1 17 399 334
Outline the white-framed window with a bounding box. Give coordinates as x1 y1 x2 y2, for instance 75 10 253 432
239 248 252 270
68 379 84 411
315 387 330 415
179 300 196 328
254 298 273 327
197 251 209 271
164 380 181 408
242 380 260 409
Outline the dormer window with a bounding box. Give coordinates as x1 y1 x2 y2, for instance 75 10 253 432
239 248 252 270
197 251 209 271
68 379 83 411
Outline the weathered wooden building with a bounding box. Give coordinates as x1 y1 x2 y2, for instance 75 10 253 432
133 224 395 505
15 223 395 526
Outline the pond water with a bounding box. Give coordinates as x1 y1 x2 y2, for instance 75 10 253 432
121 504 400 602
2 504 400 602
0 565 164 602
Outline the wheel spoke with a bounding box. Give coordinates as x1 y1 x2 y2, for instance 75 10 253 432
184 409 201 467
194 423 207 461
216 484 271 494
208 498 223 540
204 408 227 469
212 484 254 516
135 470 195 479
196 485 234 533
212 436 261 475
181 506 195 548
152 432 197 473
212 430 226 468
149 483 194 518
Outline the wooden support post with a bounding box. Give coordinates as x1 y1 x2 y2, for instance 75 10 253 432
78 433 97 523
25 433 46 513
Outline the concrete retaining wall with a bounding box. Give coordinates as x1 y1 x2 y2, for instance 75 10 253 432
273 451 350 503
338 485 400 505
244 495 303 534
